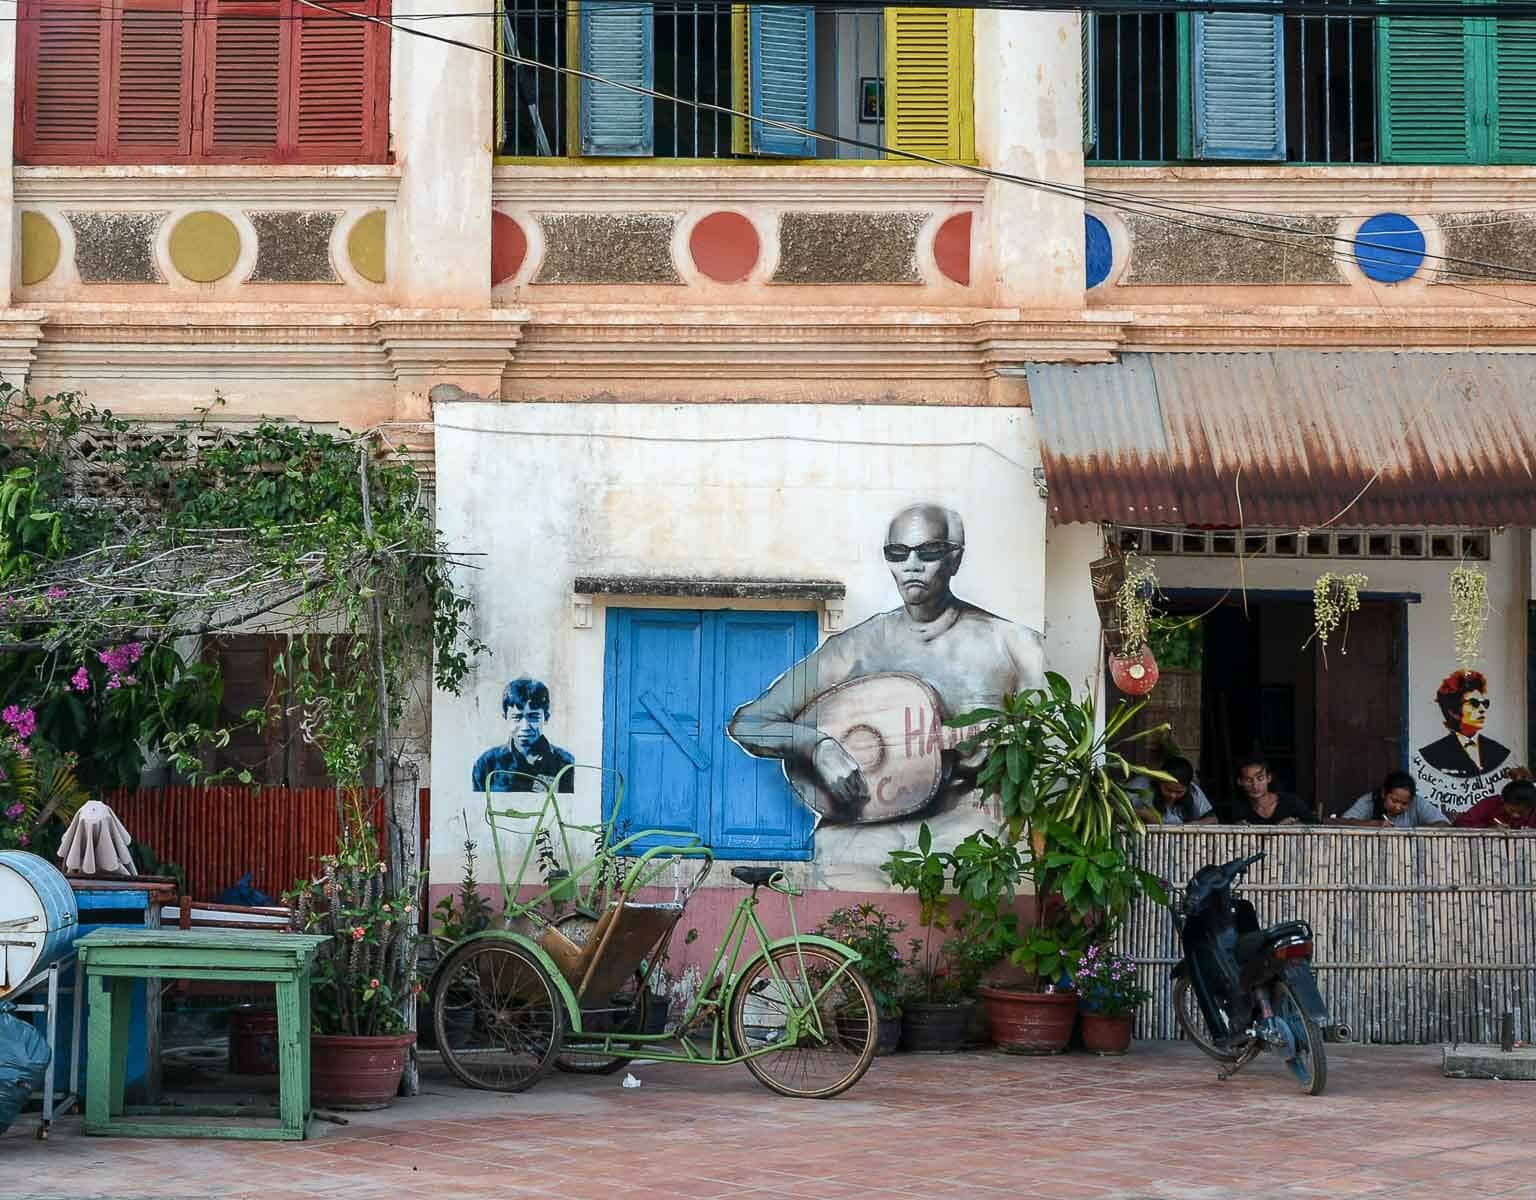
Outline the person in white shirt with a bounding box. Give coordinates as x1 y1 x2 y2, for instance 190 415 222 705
1129 755 1217 825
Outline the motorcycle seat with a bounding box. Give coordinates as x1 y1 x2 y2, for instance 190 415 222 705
1236 921 1312 966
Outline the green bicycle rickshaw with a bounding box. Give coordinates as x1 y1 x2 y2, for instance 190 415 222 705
430 766 878 1099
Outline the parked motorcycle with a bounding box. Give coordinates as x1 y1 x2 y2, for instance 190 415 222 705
1170 851 1348 1095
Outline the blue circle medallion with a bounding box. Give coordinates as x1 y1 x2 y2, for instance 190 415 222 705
1353 213 1425 283
1085 214 1113 290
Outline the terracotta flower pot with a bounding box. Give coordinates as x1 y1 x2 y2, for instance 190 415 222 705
978 987 1078 1055
310 1032 416 1111
1081 1012 1134 1055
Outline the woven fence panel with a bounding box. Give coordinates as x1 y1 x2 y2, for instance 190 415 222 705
1122 826 1536 1045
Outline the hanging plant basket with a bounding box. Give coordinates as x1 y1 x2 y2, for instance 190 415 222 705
1109 646 1161 696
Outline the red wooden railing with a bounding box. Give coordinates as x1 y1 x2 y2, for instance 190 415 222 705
103 786 428 902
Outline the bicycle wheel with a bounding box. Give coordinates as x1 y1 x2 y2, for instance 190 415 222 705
729 945 877 1099
1172 975 1241 1064
434 939 565 1092
555 973 651 1074
1276 979 1328 1096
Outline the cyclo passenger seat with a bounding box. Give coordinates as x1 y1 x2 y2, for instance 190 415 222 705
731 866 781 888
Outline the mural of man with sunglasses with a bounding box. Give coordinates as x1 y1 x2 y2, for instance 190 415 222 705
1417 669 1510 779
729 502 1044 825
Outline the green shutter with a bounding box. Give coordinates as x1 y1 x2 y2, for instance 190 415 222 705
1378 16 1482 163
1490 18 1536 162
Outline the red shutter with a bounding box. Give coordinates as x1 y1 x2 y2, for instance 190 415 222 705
110 0 196 157
18 0 110 162
197 0 287 157
288 0 388 161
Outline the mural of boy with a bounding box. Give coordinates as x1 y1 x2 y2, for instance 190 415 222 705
472 677 576 793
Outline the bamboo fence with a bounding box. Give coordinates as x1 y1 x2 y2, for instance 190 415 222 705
1123 826 1536 1045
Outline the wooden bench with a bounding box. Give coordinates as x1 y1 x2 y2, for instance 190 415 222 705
77 928 327 1140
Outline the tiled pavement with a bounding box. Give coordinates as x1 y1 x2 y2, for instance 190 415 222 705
2 1041 1532 1200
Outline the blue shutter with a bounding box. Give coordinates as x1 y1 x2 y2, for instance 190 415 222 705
749 5 817 157
1192 6 1285 160
579 1 653 156
711 611 816 860
603 609 711 846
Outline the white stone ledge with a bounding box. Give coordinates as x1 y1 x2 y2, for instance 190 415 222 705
491 164 988 206
15 165 403 206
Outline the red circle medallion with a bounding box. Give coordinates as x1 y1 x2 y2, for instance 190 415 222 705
934 212 973 286
491 211 528 286
689 212 760 283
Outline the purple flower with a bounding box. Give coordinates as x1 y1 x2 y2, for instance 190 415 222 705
45 586 68 601
97 642 146 675
1086 945 1099 959
4 803 24 820
105 675 121 691
70 667 91 693
1 706 36 741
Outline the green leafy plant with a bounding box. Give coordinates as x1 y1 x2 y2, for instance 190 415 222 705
953 671 1168 846
815 904 907 1018
884 824 976 1004
290 796 421 1037
432 835 494 948
1309 571 1368 660
1072 945 1152 1018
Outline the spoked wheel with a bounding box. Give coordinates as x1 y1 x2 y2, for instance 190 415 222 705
434 939 565 1093
729 945 877 1099
556 973 651 1074
1172 976 1242 1064
1276 980 1328 1096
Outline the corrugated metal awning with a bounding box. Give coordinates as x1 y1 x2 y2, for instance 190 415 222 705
1028 352 1536 527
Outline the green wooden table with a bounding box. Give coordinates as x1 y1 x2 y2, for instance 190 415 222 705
77 928 328 1140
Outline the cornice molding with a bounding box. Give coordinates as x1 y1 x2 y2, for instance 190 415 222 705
15 166 402 206
491 165 988 207
1084 165 1536 211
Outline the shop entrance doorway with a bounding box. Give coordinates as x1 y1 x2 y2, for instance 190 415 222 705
1113 595 1406 819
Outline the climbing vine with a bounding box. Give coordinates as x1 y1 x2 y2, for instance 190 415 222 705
0 386 486 853
1113 558 1159 653
1448 562 1489 668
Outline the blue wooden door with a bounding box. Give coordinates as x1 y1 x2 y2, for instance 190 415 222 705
711 611 816 858
604 608 815 860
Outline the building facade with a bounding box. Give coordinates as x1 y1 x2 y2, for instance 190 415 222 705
5 3 1533 943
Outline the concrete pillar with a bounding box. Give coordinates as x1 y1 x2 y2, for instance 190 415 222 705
0 16 18 308
389 1 493 310
972 11 1085 311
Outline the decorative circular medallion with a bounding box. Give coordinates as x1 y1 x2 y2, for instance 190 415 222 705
20 212 61 285
347 211 388 284
1085 214 1113 290
491 211 529 285
688 212 760 283
1353 213 1425 283
168 211 241 283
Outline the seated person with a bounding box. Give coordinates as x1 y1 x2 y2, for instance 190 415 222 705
1230 756 1312 825
1129 755 1217 825
1455 777 1536 830
1333 770 1450 829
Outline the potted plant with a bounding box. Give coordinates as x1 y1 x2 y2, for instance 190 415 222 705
816 904 907 1055
290 797 421 1110
950 674 1169 1054
1073 944 1152 1054
884 825 985 1052
421 835 493 1049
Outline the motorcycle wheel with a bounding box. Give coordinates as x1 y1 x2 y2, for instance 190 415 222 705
1276 979 1328 1096
1172 976 1242 1064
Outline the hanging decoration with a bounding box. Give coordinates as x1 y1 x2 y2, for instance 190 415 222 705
1448 562 1489 668
1309 571 1368 661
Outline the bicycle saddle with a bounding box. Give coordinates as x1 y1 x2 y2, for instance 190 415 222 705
731 866 781 888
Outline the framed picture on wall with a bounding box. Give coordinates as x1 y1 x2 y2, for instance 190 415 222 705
860 77 885 123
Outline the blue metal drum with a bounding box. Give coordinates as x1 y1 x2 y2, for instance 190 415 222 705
0 850 80 997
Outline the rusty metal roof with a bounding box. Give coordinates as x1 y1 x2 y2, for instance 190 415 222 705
1028 353 1536 527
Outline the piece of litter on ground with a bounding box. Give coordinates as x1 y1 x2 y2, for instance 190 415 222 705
622 1073 642 1088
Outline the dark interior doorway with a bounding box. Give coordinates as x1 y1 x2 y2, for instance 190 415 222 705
1112 595 1405 820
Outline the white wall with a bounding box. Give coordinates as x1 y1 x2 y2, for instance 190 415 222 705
429 401 1047 890
1044 522 1106 701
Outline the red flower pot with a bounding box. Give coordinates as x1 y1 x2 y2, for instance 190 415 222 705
1109 647 1160 696
978 987 1078 1055
1081 1012 1134 1055
310 1032 416 1111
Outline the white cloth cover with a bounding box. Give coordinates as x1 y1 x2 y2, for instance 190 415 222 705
58 801 136 876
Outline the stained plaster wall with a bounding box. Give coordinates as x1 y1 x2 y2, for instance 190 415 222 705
429 400 1049 898
1152 532 1531 813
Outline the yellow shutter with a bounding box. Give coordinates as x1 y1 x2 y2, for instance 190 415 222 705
883 6 974 162
731 4 750 154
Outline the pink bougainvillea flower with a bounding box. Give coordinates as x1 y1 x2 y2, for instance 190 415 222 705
105 675 122 690
5 803 24 820
45 586 68 601
1 706 36 741
351 926 366 941
70 667 91 693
